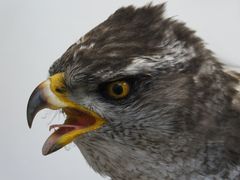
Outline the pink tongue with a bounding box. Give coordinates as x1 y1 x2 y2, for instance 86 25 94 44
49 124 81 131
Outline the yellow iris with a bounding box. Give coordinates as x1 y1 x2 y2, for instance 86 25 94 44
107 81 130 99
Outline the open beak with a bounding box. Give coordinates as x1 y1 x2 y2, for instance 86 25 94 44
27 73 105 155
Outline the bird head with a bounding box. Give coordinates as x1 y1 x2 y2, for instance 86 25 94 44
27 4 240 177
26 4 206 155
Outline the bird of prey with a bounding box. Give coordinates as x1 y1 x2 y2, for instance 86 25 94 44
27 4 240 180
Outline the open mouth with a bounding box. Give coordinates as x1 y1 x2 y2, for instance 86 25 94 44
42 108 97 155
27 73 105 155
49 108 96 132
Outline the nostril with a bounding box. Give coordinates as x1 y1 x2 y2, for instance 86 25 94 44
55 87 66 93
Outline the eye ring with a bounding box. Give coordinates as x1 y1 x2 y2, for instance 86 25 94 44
107 81 130 99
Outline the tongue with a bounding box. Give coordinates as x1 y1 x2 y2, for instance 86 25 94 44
49 124 82 131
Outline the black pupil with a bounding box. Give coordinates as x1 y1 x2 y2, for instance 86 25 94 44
112 83 123 95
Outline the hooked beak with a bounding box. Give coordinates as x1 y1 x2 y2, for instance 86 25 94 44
27 73 105 155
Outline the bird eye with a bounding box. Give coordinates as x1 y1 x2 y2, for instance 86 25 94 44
107 81 130 99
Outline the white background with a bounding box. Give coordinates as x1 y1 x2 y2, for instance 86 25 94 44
0 0 240 179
